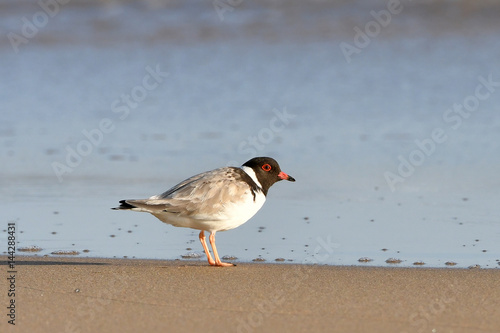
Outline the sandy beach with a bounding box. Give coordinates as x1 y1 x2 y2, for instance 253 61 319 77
1 256 499 333
2 1 500 332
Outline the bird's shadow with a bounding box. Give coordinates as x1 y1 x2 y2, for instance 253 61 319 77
0 257 234 267
0 260 109 266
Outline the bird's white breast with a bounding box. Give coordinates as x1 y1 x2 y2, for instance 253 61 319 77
217 189 266 231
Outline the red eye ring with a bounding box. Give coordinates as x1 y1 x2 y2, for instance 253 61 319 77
262 164 272 172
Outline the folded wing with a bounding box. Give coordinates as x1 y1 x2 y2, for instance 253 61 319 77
116 167 256 220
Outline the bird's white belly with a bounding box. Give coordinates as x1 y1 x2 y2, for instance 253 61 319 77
152 191 266 232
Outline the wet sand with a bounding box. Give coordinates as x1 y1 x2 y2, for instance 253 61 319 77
1 256 499 332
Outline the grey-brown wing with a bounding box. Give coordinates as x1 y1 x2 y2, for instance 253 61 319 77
152 171 209 199
143 167 252 218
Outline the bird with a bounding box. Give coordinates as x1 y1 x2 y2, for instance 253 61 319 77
112 157 295 267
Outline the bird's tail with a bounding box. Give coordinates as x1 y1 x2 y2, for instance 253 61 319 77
112 200 138 210
112 199 168 213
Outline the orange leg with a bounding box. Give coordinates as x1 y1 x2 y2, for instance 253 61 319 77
209 231 234 267
199 231 216 266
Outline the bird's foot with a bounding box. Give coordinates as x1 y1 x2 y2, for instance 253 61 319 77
212 261 235 267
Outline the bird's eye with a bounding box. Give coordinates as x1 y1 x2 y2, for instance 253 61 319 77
262 164 272 172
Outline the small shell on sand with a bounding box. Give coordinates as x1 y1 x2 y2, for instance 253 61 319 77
181 252 202 259
18 246 43 252
385 258 402 264
358 257 373 263
51 250 80 255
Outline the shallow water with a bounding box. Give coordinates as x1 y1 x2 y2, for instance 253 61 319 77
2 0 500 268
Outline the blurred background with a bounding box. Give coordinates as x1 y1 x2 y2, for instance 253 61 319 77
1 0 499 267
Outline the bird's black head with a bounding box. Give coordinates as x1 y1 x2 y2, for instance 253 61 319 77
242 157 295 194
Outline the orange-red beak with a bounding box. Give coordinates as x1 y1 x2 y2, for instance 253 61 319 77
278 171 295 182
